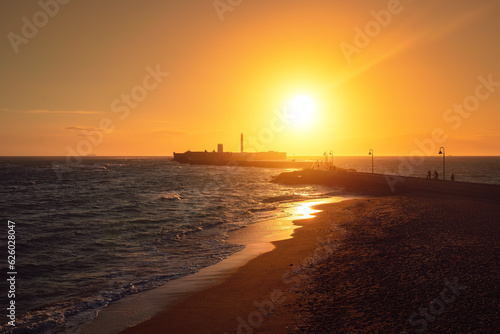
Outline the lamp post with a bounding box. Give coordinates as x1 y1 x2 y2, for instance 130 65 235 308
438 147 445 180
368 149 374 173
329 150 333 169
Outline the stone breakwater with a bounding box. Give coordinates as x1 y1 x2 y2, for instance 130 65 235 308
272 169 500 199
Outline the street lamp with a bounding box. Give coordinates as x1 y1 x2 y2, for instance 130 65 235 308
329 150 333 169
438 147 445 180
368 149 374 173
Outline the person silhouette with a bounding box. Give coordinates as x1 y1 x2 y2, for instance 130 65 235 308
427 170 431 179
433 170 439 180
451 173 455 181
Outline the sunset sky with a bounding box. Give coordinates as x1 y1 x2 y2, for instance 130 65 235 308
1 0 499 156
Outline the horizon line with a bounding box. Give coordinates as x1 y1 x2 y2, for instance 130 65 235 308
1 155 500 158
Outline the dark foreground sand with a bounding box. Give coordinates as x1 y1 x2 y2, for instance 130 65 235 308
120 193 499 334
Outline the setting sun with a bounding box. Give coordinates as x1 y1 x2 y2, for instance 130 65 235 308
288 94 316 128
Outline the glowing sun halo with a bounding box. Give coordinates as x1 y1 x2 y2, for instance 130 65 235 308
288 94 315 127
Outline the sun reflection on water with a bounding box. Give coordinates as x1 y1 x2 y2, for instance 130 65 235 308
291 201 323 219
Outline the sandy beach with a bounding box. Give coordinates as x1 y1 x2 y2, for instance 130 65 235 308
117 191 499 334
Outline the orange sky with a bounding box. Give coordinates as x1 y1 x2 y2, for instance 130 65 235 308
1 0 499 156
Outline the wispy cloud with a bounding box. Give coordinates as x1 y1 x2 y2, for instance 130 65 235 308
28 110 102 115
147 130 228 137
152 130 187 135
66 126 102 132
0 108 103 115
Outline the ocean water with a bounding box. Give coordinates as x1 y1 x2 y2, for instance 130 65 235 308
0 157 335 334
0 156 499 334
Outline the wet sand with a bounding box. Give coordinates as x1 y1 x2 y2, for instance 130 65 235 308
119 193 499 333
73 198 350 334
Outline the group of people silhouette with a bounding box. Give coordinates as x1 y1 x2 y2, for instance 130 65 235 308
426 170 455 181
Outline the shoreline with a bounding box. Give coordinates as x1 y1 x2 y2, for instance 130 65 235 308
70 196 355 334
117 198 345 334
116 191 499 333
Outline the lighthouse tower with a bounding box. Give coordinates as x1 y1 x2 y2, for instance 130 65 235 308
240 133 244 153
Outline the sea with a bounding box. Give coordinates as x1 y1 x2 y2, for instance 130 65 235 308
0 156 499 334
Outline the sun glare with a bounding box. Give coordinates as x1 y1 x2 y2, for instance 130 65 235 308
288 94 315 128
